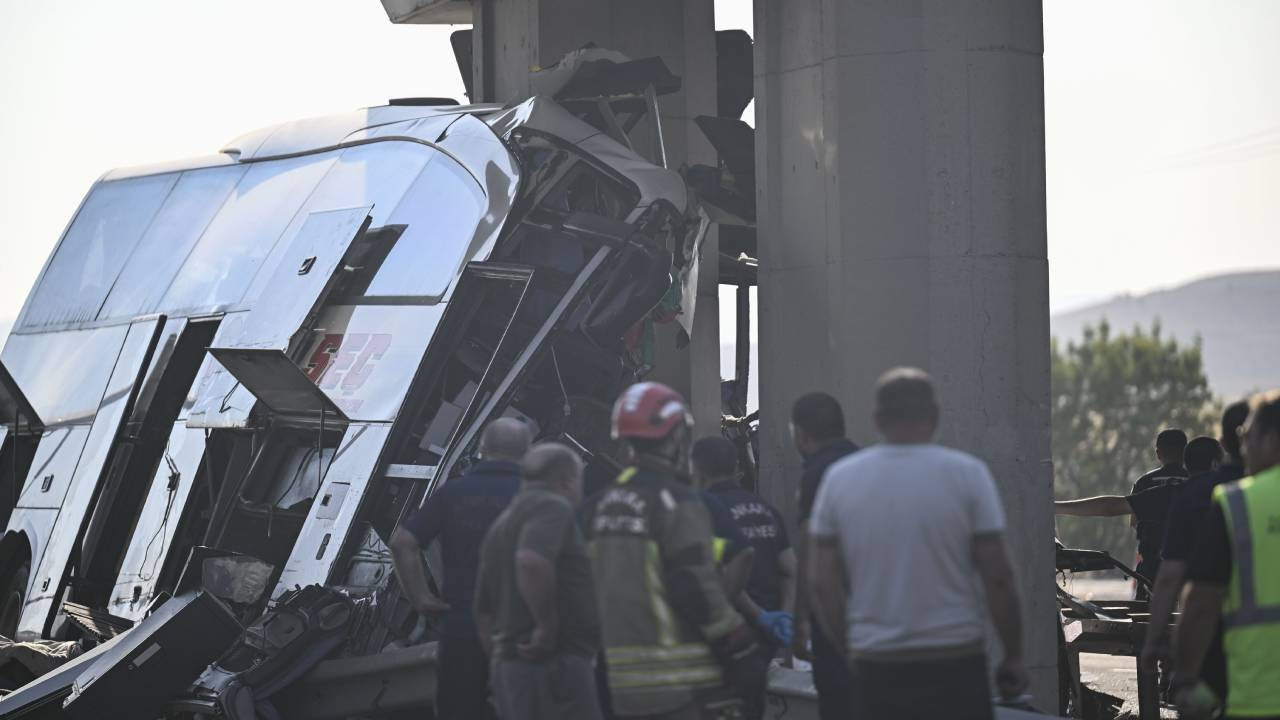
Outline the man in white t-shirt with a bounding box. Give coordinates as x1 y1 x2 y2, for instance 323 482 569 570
808 367 1028 720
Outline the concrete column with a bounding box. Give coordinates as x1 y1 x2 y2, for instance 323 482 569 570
753 0 1056 705
474 0 722 432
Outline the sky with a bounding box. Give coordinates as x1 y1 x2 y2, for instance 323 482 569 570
1 0 1278 330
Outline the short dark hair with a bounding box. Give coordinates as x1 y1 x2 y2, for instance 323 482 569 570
1220 400 1250 460
1246 390 1280 444
874 367 939 426
1184 436 1223 474
691 436 737 479
791 392 845 441
1155 429 1188 458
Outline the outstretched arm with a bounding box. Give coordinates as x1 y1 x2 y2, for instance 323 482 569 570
1054 496 1132 517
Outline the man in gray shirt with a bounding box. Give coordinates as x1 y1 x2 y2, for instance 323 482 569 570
474 443 601 720
809 368 1028 720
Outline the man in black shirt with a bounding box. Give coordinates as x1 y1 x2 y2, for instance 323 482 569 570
1128 429 1190 597
790 392 858 720
693 437 796 655
1142 403 1250 701
1133 429 1190 494
1055 464 1192 588
390 418 530 720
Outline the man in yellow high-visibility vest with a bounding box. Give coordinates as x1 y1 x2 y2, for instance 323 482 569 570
1174 389 1280 720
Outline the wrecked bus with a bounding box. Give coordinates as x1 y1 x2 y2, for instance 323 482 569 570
0 67 714 713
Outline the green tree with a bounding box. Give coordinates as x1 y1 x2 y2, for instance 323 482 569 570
1051 320 1219 568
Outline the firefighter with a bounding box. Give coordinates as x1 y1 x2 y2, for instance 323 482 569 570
583 382 765 719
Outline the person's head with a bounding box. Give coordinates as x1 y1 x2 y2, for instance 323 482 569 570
1184 436 1224 475
521 442 585 503
873 367 940 444
478 417 532 463
1154 429 1188 466
690 436 738 488
790 392 846 458
1219 400 1251 464
1241 390 1280 476
611 382 692 468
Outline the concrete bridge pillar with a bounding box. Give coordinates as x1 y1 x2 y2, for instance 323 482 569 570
752 0 1056 705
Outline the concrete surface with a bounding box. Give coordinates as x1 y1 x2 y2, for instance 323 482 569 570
752 0 1055 708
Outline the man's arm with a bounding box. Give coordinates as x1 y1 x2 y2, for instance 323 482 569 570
777 547 797 616
790 524 814 661
660 497 744 642
972 533 1028 699
721 546 754 600
1054 496 1133 517
1173 582 1227 690
807 535 846 657
1140 560 1186 666
514 500 575 658
733 588 765 623
514 548 559 658
389 526 450 614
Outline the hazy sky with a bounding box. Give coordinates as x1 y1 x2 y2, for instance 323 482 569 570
1 0 1277 327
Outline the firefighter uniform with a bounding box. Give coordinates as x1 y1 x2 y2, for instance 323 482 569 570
583 465 747 718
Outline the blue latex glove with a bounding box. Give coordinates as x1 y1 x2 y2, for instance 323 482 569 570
757 610 794 647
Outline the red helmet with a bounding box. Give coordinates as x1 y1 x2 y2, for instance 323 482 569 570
611 382 692 440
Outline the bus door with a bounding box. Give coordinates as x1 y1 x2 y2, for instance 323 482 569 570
18 316 164 638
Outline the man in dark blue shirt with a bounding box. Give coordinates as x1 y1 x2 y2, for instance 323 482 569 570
693 436 795 658
390 418 531 720
1142 402 1251 704
790 392 858 720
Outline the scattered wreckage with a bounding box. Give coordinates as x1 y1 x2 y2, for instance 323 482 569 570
0 45 767 718
1056 544 1167 720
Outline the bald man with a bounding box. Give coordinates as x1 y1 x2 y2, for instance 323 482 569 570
391 417 531 720
475 443 602 720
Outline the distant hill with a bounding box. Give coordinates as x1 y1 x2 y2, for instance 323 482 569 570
1051 270 1280 400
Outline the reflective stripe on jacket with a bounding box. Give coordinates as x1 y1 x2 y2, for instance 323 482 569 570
1214 464 1280 716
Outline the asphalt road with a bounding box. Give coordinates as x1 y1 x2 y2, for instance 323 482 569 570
1078 653 1176 719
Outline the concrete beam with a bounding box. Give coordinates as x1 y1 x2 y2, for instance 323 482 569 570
379 0 471 24
754 0 1056 706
